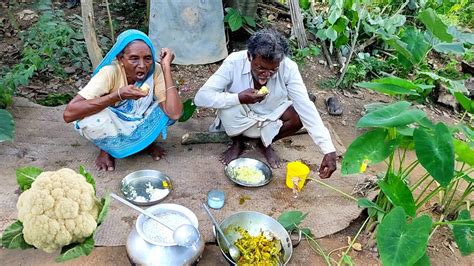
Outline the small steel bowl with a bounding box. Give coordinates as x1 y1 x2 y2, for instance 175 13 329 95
121 170 172 206
224 158 273 187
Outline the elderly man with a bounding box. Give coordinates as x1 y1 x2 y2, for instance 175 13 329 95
194 29 337 178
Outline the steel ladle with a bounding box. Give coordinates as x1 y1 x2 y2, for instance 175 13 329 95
202 203 241 262
110 193 200 247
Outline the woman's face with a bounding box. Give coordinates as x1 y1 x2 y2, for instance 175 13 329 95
118 41 153 84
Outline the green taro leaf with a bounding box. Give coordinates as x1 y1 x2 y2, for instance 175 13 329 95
413 253 431 266
227 12 243 32
357 101 426 129
178 99 196 122
454 139 474 166
326 27 338 42
341 129 394 175
243 16 256 28
433 42 465 54
355 77 420 96
79 165 96 193
418 8 453 43
97 194 110 225
452 209 474 256
1 220 33 249
0 109 15 142
357 198 386 214
454 92 474 113
56 234 95 262
16 166 43 191
378 173 416 217
377 207 432 266
414 123 454 188
277 211 308 231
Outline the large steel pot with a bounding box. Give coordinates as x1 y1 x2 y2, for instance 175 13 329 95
214 211 300 265
126 203 205 266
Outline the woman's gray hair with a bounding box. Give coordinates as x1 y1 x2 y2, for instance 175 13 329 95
247 29 289 61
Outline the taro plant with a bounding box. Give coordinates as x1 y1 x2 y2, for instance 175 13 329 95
341 101 474 264
224 7 256 33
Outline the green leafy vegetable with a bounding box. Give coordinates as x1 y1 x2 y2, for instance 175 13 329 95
178 99 197 122
97 194 111 225
357 101 426 129
0 220 33 249
452 209 474 256
0 109 14 142
56 235 95 262
377 207 432 265
80 165 96 193
357 198 386 214
277 211 308 231
378 174 416 217
341 128 394 175
16 166 43 191
414 123 454 188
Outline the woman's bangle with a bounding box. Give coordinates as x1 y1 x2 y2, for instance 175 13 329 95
117 87 123 101
166 85 177 91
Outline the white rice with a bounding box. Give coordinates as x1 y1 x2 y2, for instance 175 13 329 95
142 211 193 244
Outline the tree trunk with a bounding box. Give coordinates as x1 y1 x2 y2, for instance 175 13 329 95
81 0 103 69
288 0 307 49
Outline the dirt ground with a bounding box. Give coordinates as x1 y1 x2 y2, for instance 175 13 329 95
1 1 473 265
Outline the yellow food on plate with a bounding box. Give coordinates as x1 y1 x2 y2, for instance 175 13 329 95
140 83 150 94
231 166 265 184
257 86 269 95
234 227 283 266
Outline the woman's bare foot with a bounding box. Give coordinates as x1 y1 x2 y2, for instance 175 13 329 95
219 137 244 165
257 141 281 168
147 142 166 161
96 150 115 171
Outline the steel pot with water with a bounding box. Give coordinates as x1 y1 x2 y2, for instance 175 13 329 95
126 203 205 265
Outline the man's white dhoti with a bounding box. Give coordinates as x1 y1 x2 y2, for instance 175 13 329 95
209 100 292 147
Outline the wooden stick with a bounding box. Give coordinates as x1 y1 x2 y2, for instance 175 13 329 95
288 0 308 49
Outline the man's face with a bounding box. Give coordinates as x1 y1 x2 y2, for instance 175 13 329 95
249 54 281 86
118 41 153 84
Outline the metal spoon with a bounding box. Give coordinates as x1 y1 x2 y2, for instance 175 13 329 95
110 193 200 246
202 203 241 262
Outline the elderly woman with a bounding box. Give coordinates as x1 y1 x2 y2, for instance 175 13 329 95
63 30 182 171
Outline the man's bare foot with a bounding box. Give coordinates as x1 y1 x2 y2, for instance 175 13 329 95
147 142 166 161
219 138 244 165
257 141 281 168
96 150 115 171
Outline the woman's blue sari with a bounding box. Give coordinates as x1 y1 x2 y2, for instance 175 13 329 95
74 30 170 158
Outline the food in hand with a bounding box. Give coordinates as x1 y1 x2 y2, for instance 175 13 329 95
257 86 269 95
140 83 150 94
234 226 283 265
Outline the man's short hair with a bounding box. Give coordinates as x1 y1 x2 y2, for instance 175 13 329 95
247 29 289 62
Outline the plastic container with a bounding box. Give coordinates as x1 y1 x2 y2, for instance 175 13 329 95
207 189 225 209
285 161 310 191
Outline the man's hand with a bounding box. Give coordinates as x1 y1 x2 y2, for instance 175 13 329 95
238 88 267 104
318 152 337 179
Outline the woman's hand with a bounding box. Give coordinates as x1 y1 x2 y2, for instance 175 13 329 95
160 48 175 67
118 85 147 100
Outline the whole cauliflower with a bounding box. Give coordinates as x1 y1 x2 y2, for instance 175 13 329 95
16 168 100 253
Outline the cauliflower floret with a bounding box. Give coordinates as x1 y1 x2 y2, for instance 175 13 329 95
17 168 99 253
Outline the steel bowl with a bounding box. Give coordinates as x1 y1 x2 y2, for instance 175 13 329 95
225 158 273 187
215 211 295 265
121 169 172 206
